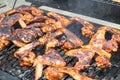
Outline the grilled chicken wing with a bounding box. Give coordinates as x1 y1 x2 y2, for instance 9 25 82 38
47 12 70 27
108 27 120 44
33 49 66 80
45 38 66 51
103 40 118 53
61 28 83 50
39 29 64 45
66 48 94 70
28 15 49 24
0 13 22 50
83 26 111 68
71 17 96 38
14 41 40 66
0 26 12 50
7 6 43 16
21 12 34 24
44 66 65 80
0 14 5 22
45 67 92 80
14 28 42 43
0 13 21 28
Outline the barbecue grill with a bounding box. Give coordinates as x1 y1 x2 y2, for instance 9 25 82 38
0 0 120 80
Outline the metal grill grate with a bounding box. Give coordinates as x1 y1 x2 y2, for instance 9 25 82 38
0 21 120 80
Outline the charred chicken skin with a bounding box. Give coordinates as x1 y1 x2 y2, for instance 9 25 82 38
0 13 22 28
6 6 43 16
13 28 43 43
82 26 112 68
71 17 96 38
0 14 5 22
0 13 21 50
45 67 92 80
66 48 94 70
14 41 40 66
33 49 66 80
61 28 83 50
47 12 70 27
0 26 12 50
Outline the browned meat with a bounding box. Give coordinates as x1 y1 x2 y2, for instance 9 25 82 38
0 26 12 39
66 48 94 70
103 40 118 53
25 22 46 28
28 15 49 24
82 26 111 68
14 41 40 66
0 38 10 50
11 39 26 47
0 13 21 28
45 38 66 51
47 12 70 27
20 51 36 66
14 28 42 43
0 14 5 22
0 26 12 50
7 6 43 16
71 17 96 38
33 49 66 80
41 22 63 33
108 28 120 44
44 67 65 80
40 28 83 51
61 28 83 50
39 29 64 45
45 67 92 80
43 18 66 32
21 12 34 24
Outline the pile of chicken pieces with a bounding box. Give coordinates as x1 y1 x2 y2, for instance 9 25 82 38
0 6 120 80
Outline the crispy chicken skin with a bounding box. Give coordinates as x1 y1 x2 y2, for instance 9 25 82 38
33 49 66 80
0 38 10 50
39 29 64 45
45 67 92 80
47 12 70 27
71 17 96 38
44 67 65 80
0 13 21 50
14 41 40 66
0 14 5 22
45 38 66 51
85 27 110 57
103 40 118 53
0 26 12 50
83 26 111 68
66 48 94 70
108 27 120 44
0 13 21 28
25 22 46 29
21 12 34 24
14 28 42 43
61 28 83 50
7 6 43 16
28 15 49 24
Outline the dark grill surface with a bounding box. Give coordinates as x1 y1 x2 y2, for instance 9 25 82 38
92 0 120 6
0 21 120 80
